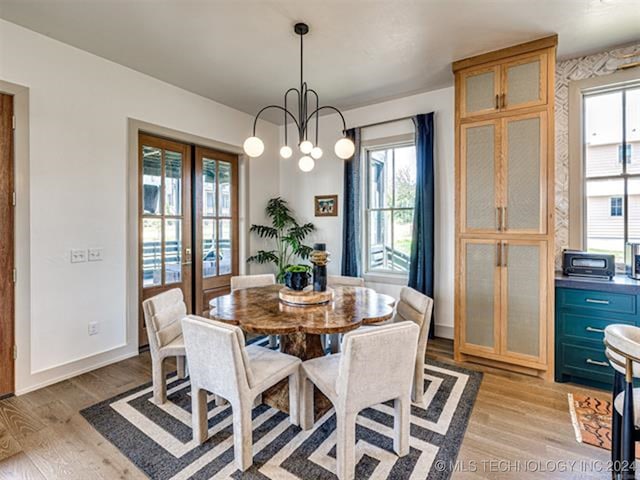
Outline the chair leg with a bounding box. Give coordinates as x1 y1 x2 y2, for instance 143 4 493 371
176 355 187 379
288 371 300 426
300 375 315 430
214 395 228 406
393 396 410 457
269 335 278 349
336 411 357 480
612 371 624 479
152 357 167 405
329 333 340 354
621 380 636 480
411 358 424 404
232 403 253 471
192 387 209 444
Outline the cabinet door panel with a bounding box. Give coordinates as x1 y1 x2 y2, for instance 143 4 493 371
462 240 500 353
504 112 546 233
462 121 499 233
461 66 500 118
502 241 546 362
502 53 547 111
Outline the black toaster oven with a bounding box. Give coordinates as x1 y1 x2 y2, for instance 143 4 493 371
562 249 615 280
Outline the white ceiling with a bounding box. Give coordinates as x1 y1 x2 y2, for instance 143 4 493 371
1 0 639 123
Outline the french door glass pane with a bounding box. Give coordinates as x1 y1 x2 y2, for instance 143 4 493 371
203 219 217 278
218 161 232 217
586 178 624 263
585 91 623 178
165 151 182 215
142 146 162 215
165 219 182 284
369 210 392 271
626 89 640 174
394 146 416 208
203 159 216 216
142 218 162 286
393 210 413 272
218 219 232 275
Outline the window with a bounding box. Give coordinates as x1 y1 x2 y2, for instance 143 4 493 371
584 84 640 265
610 196 623 217
365 143 416 273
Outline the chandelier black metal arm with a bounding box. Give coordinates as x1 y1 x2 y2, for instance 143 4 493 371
251 104 301 137
305 105 348 136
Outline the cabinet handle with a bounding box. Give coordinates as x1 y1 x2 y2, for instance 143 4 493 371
495 94 500 109
496 242 502 267
501 93 506 108
585 326 605 333
586 358 609 367
585 298 610 305
496 207 502 231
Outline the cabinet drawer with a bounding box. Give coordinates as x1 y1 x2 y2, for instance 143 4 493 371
560 311 634 342
558 288 636 315
560 342 613 384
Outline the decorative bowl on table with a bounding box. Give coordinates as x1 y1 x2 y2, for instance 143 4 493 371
284 270 311 291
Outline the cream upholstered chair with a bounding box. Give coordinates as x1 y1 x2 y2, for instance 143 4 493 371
301 322 419 480
231 274 278 348
142 288 189 405
182 315 301 471
325 276 365 353
393 287 434 404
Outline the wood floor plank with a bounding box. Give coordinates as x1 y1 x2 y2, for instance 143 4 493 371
0 414 21 461
0 398 45 441
0 452 46 480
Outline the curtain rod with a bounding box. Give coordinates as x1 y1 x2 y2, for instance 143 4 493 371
351 115 417 131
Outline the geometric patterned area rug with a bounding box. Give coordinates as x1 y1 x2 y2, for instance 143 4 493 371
81 342 482 479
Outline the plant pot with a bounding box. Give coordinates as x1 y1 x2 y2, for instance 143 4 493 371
284 271 310 291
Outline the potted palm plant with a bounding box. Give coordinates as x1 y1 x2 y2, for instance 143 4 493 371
247 197 315 282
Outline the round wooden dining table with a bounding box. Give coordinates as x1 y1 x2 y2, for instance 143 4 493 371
209 284 395 418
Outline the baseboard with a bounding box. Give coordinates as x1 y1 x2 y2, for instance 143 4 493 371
434 324 453 339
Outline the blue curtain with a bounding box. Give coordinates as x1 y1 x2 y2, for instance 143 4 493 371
341 127 362 276
409 113 435 334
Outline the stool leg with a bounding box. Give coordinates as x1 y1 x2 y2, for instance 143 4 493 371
621 379 635 480
613 370 624 479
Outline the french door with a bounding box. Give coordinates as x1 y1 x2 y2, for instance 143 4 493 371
138 134 239 346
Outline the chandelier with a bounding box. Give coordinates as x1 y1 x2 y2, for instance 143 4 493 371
243 23 355 172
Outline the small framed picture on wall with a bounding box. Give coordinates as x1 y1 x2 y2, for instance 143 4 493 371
314 195 338 217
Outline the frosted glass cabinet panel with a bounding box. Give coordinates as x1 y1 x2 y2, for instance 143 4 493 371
462 121 499 232
502 241 546 361
503 112 547 233
461 66 500 118
502 54 547 111
462 240 498 352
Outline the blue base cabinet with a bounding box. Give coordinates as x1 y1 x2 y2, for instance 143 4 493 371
555 285 638 390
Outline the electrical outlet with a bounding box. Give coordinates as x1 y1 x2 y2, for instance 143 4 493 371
88 322 99 336
71 249 87 263
88 247 104 262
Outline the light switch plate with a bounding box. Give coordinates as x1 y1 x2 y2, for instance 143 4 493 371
71 249 87 263
88 248 104 262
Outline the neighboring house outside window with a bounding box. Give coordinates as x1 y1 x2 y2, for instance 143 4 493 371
364 142 416 274
584 85 640 266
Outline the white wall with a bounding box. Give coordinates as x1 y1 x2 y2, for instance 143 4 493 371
279 87 455 338
0 19 280 394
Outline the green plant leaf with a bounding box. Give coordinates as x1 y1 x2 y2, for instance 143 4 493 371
246 250 278 264
249 224 278 239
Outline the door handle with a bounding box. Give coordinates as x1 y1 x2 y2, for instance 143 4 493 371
495 94 500 110
586 358 609 368
585 326 605 333
500 93 506 108
585 298 610 305
496 242 502 268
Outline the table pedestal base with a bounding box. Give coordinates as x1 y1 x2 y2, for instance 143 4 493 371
262 332 333 420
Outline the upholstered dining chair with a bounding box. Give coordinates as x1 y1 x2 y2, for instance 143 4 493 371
325 276 365 353
231 274 278 348
142 288 189 405
604 324 640 479
182 315 301 471
300 322 419 480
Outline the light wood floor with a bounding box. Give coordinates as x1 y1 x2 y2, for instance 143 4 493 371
0 339 611 479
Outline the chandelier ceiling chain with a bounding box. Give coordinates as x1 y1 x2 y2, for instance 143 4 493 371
243 23 356 172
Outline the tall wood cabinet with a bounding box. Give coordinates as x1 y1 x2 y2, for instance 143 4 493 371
453 36 557 379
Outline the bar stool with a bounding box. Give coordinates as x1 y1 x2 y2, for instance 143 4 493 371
604 324 640 480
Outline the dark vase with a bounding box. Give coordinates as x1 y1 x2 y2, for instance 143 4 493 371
284 271 310 291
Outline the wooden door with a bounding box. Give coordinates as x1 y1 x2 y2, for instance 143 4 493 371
0 93 14 396
459 239 501 357
139 134 192 346
459 65 501 118
501 53 547 112
194 146 239 315
501 111 547 234
460 119 501 234
500 240 547 367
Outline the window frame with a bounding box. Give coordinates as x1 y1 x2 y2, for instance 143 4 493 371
610 196 623 217
363 138 417 277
